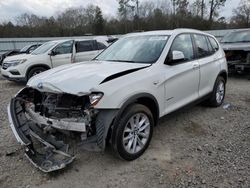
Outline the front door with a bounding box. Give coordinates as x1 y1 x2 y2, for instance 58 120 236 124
164 34 200 114
50 40 74 68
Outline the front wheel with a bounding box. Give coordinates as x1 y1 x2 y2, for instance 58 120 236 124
27 67 47 80
207 76 226 107
111 104 154 161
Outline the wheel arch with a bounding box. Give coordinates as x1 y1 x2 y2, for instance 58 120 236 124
106 93 160 149
117 93 160 126
26 64 51 79
218 70 228 83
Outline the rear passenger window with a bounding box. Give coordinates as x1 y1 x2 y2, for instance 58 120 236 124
170 34 194 63
76 41 96 53
193 34 210 58
208 37 219 52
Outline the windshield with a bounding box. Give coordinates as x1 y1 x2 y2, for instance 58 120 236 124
31 41 57 55
20 45 31 52
221 30 250 43
95 35 169 64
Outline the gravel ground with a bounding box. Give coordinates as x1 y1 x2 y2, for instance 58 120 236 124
0 75 249 188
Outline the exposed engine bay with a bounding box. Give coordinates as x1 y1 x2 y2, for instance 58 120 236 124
8 87 117 172
225 50 250 73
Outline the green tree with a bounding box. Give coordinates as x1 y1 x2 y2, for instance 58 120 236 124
231 0 250 28
93 6 104 34
208 0 226 22
176 0 189 16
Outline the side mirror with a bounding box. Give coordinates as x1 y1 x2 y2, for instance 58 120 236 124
48 50 56 56
172 50 185 61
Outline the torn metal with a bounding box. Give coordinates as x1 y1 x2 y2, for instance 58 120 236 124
8 87 117 172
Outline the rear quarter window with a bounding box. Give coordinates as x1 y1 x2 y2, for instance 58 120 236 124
97 42 107 50
208 37 219 52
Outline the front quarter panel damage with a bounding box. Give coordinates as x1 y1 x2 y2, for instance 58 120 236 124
7 87 117 172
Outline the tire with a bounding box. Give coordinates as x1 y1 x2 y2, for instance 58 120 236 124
27 67 47 80
111 104 154 161
207 76 226 107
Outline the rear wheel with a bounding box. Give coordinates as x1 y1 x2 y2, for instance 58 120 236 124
111 104 154 161
207 76 226 107
27 67 47 80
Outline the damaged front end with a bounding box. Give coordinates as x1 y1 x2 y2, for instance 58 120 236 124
225 50 250 74
8 87 117 172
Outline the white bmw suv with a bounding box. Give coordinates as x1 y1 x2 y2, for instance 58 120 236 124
8 29 227 172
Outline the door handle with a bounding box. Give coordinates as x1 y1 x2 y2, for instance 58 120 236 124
192 63 200 69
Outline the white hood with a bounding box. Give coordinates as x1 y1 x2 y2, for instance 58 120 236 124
27 61 149 95
4 54 31 62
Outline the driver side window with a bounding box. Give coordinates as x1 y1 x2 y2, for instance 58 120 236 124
54 41 73 55
170 34 194 63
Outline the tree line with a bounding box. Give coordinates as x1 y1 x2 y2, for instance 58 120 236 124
0 0 249 37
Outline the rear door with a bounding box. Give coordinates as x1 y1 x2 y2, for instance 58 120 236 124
164 33 200 114
50 40 74 68
193 34 221 97
74 40 99 62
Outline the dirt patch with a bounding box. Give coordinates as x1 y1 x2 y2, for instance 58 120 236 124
183 121 207 136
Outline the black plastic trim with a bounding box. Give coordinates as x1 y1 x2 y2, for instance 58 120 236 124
9 98 31 145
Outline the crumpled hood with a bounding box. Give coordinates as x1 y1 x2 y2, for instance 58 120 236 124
27 61 149 95
221 42 250 51
3 54 31 62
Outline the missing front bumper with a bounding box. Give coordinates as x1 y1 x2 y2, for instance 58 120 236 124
8 94 118 172
8 98 78 172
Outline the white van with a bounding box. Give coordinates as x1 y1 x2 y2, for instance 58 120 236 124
1 39 108 82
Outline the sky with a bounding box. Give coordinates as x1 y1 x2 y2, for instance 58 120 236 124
0 0 240 23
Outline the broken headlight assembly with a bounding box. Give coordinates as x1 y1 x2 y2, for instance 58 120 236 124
89 92 103 106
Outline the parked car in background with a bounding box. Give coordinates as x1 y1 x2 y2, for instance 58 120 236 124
7 29 228 172
1 39 108 82
0 50 20 66
220 29 250 74
0 44 42 66
19 43 42 54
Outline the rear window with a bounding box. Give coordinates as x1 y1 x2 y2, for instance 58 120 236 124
76 41 96 53
208 37 219 52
